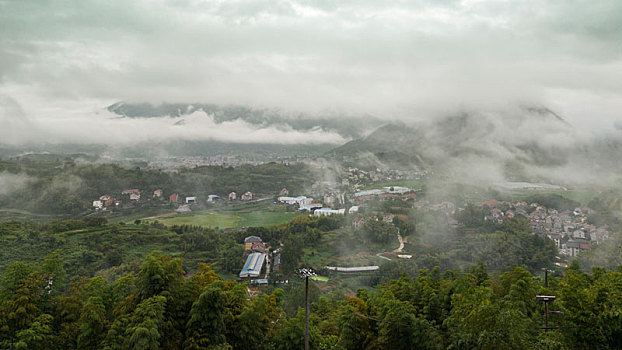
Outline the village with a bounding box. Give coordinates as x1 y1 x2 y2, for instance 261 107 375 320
479 200 609 260
92 187 259 213
89 163 611 284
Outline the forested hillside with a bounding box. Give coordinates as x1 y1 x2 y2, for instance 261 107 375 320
1 251 620 349
0 158 313 216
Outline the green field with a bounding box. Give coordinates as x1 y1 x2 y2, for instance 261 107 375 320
148 202 303 229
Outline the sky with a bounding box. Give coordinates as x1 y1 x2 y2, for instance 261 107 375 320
1 0 621 145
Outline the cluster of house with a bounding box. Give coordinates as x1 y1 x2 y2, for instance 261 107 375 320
179 155 265 168
94 186 257 213
353 186 416 204
343 167 425 187
278 185 415 218
277 187 360 217
482 200 609 258
239 236 280 284
169 191 255 205
351 212 395 228
92 188 148 211
277 194 319 210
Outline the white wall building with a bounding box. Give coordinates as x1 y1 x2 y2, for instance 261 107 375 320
314 208 345 217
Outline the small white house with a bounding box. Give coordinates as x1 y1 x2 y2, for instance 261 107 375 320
207 194 220 202
186 196 197 204
93 200 103 210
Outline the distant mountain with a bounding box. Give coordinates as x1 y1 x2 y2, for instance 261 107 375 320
327 123 427 169
327 106 596 178
107 102 384 139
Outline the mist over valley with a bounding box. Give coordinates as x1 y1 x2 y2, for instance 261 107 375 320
1 0 622 348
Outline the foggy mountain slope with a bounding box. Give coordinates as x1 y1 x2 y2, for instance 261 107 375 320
425 107 576 166
327 123 428 168
327 106 618 180
107 102 384 139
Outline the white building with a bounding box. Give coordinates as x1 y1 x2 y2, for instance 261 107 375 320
279 196 314 206
93 200 103 209
314 208 345 217
186 196 197 204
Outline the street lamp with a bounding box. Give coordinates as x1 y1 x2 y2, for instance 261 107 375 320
298 268 317 350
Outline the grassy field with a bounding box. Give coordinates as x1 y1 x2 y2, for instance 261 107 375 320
147 201 303 229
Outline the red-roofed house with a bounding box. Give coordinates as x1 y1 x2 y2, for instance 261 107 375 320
483 200 498 207
169 193 179 204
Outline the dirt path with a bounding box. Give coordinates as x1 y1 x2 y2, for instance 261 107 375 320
376 229 404 261
375 253 392 261
393 230 404 253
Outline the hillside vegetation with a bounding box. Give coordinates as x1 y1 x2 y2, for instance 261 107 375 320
1 251 620 349
0 159 313 217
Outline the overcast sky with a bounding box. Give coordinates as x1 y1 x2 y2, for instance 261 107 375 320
1 0 621 145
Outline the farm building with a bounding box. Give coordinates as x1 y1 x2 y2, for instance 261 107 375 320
244 236 262 251
239 252 266 278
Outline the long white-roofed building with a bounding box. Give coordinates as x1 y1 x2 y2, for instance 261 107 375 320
239 252 266 278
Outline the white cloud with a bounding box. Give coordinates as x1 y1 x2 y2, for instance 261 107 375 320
0 99 346 145
0 0 621 143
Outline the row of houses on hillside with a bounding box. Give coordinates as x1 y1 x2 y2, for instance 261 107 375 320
353 187 416 204
227 191 254 201
351 213 395 228
344 167 425 184
278 195 322 211
168 191 255 205
483 200 609 258
93 188 154 210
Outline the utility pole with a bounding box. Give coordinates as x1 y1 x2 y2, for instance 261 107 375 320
305 275 309 350
298 268 317 350
537 269 556 333
536 295 556 332
542 267 552 288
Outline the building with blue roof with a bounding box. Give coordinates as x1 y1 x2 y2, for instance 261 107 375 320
239 252 266 278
